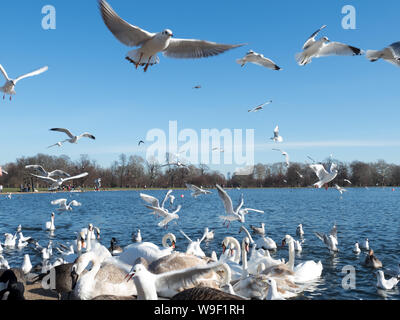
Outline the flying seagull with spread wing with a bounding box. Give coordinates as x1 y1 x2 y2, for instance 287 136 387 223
237 50 282 70
31 172 88 191
50 128 95 145
0 64 48 100
295 25 363 66
98 0 244 72
25 165 70 178
248 100 272 113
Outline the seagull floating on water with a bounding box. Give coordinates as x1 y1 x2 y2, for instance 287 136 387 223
98 0 244 72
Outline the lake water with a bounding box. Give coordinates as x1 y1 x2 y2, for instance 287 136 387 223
0 187 399 300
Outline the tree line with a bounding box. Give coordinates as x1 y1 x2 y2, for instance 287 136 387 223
0 153 399 190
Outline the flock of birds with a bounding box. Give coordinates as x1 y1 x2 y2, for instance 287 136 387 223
1 0 400 301
1 183 399 300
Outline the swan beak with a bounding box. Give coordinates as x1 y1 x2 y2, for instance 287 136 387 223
281 240 286 247
172 241 176 249
222 244 226 254
230 249 234 256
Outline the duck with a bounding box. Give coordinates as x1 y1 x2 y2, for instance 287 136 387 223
108 238 123 255
118 233 176 265
353 242 361 254
45 213 56 231
364 249 382 269
71 251 137 300
132 229 142 243
376 270 399 290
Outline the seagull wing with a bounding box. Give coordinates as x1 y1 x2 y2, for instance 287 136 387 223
303 25 327 50
234 194 244 213
51 199 67 206
179 229 193 243
31 174 56 182
254 56 281 70
309 164 329 180
62 172 88 182
243 208 264 214
98 0 155 47
164 38 244 59
216 184 234 214
78 133 96 140
161 189 173 208
25 165 47 176
14 66 48 84
186 183 201 192
140 193 160 208
69 200 82 207
49 170 70 177
0 64 10 81
145 205 169 218
50 128 75 139
317 42 363 57
388 42 400 59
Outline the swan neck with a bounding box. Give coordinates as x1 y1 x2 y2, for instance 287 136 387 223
287 241 295 271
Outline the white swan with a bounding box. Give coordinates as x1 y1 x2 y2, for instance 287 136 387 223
118 233 176 265
282 235 323 283
376 270 399 290
265 278 285 300
72 251 137 300
126 261 224 300
45 213 56 231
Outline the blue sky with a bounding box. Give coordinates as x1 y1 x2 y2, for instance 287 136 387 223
0 0 399 174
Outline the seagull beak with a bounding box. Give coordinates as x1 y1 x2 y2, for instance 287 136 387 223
125 272 135 282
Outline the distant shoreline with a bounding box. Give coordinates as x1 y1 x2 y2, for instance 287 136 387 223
1 186 394 195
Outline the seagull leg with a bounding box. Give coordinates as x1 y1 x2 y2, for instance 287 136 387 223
135 53 143 69
3 94 4 100
324 184 329 190
10 96 12 101
143 56 152 72
227 221 230 229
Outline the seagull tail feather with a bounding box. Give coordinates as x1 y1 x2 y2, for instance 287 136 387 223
295 52 310 66
366 50 382 62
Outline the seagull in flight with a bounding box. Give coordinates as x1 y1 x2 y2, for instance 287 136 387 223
270 125 283 143
212 147 224 152
185 183 212 198
0 64 48 100
272 149 290 167
145 204 182 228
309 163 338 190
295 25 363 66
98 0 244 72
344 179 352 185
31 172 88 190
248 100 272 112
216 184 248 227
138 140 145 146
0 167 8 176
25 165 70 178
366 41 400 67
236 50 282 70
140 190 174 216
51 199 82 211
50 128 95 144
192 85 202 89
